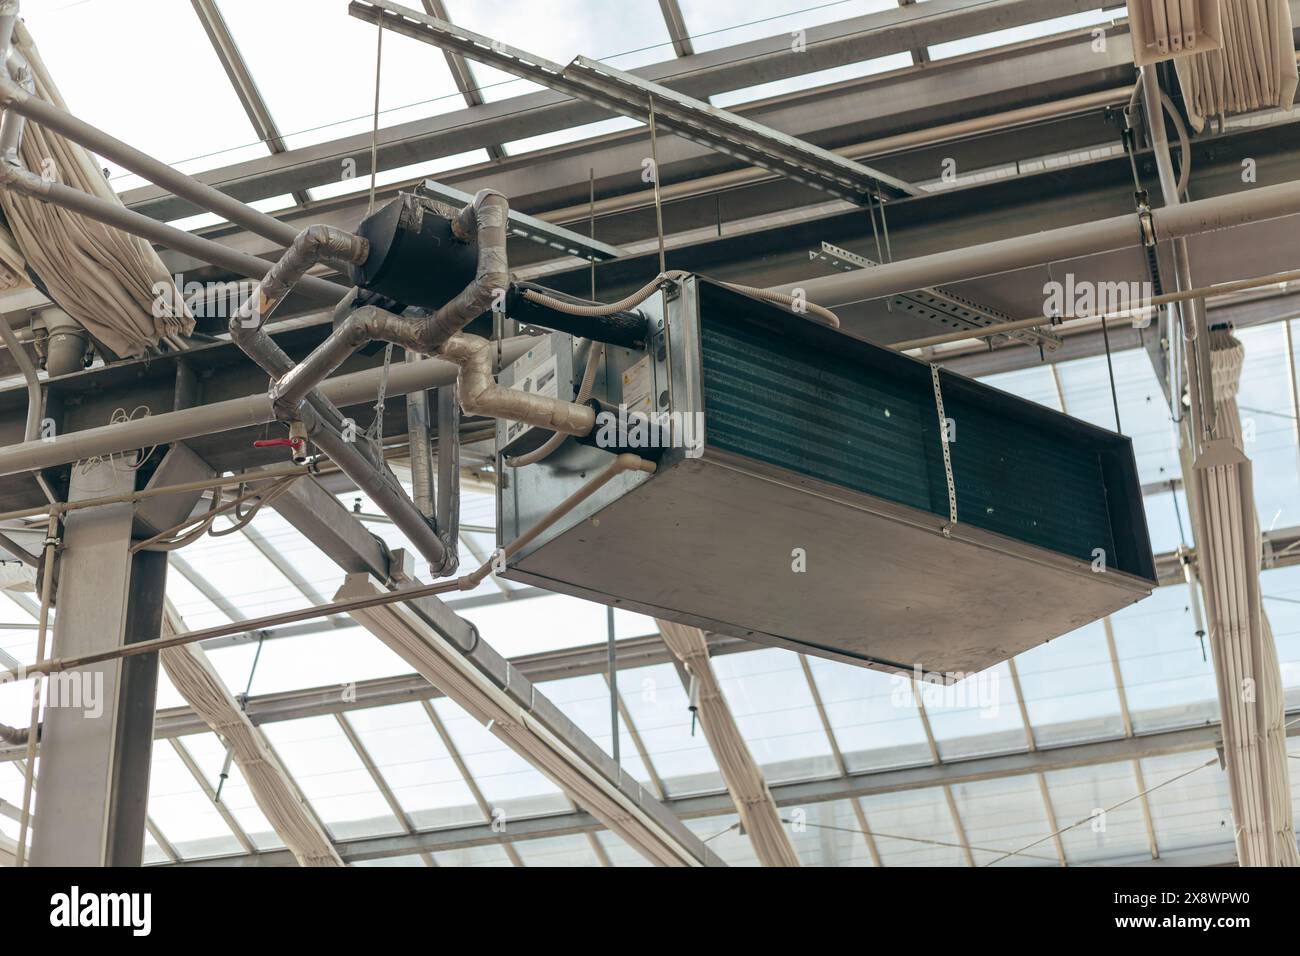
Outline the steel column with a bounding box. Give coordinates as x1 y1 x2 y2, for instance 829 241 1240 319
29 461 167 866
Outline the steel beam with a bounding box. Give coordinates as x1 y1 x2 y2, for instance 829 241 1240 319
656 0 693 57
123 0 1117 220
29 462 167 866
418 0 505 161
162 713 1287 866
190 0 310 206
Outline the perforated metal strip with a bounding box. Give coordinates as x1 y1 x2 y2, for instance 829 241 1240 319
930 363 958 535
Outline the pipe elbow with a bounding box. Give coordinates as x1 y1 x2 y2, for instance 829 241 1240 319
297 224 369 266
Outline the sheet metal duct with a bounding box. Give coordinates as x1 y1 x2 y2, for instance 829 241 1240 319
497 277 1157 677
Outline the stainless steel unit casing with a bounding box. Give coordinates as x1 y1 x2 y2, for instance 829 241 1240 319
497 277 1155 677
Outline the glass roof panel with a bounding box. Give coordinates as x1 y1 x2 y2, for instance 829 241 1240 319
1044 761 1152 865
1014 620 1126 748
617 662 722 796
978 364 1063 412
859 785 965 867
514 833 600 866
351 853 426 867
0 624 36 671
503 117 642 157
537 674 653 784
928 10 1119 61
146 739 244 860
679 0 898 54
595 829 654 867
430 697 570 818
685 812 758 866
344 702 484 830
205 625 415 698
177 732 285 852
1236 323 1300 531
1139 750 1233 855
925 661 1027 761
260 715 404 840
460 593 658 659
1261 564 1300 708
310 150 493 202
712 648 837 784
434 842 516 867
948 775 1055 867
165 563 232 632
1142 486 1192 556
803 655 932 773
1110 584 1218 733
172 528 308 620
442 0 674 103
21 0 270 191
215 0 466 151
711 52 912 109
1056 349 1180 486
789 799 874 866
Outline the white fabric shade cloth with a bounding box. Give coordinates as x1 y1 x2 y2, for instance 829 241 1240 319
1173 0 1298 132
656 619 801 866
0 22 191 357
160 604 344 867
1190 328 1298 866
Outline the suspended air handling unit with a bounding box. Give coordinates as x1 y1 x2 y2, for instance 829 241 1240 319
0 54 1158 680
494 277 1158 678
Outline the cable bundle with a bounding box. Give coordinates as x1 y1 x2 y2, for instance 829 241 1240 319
1173 0 1298 131
160 605 342 866
1189 329 1299 866
0 22 192 357
656 619 801 867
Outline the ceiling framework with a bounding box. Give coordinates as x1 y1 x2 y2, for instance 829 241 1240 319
0 0 1298 868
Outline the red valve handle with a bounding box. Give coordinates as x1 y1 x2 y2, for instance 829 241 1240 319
253 438 304 450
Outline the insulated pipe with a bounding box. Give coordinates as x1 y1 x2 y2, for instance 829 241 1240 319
270 191 510 410
405 352 435 518
0 75 299 246
440 333 596 437
435 382 460 567
538 87 1134 226
0 161 351 303
0 305 40 442
0 338 533 480
1141 67 1216 443
0 27 32 166
767 179 1300 307
231 224 370 357
423 189 509 351
303 401 458 576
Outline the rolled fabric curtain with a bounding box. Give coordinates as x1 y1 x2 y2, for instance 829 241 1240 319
1190 328 1299 866
160 604 343 867
0 21 191 357
657 619 801 867
1174 0 1298 132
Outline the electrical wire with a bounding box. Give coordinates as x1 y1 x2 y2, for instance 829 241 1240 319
522 271 841 327
504 339 604 468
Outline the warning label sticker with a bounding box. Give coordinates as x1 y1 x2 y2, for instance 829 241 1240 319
622 354 653 416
